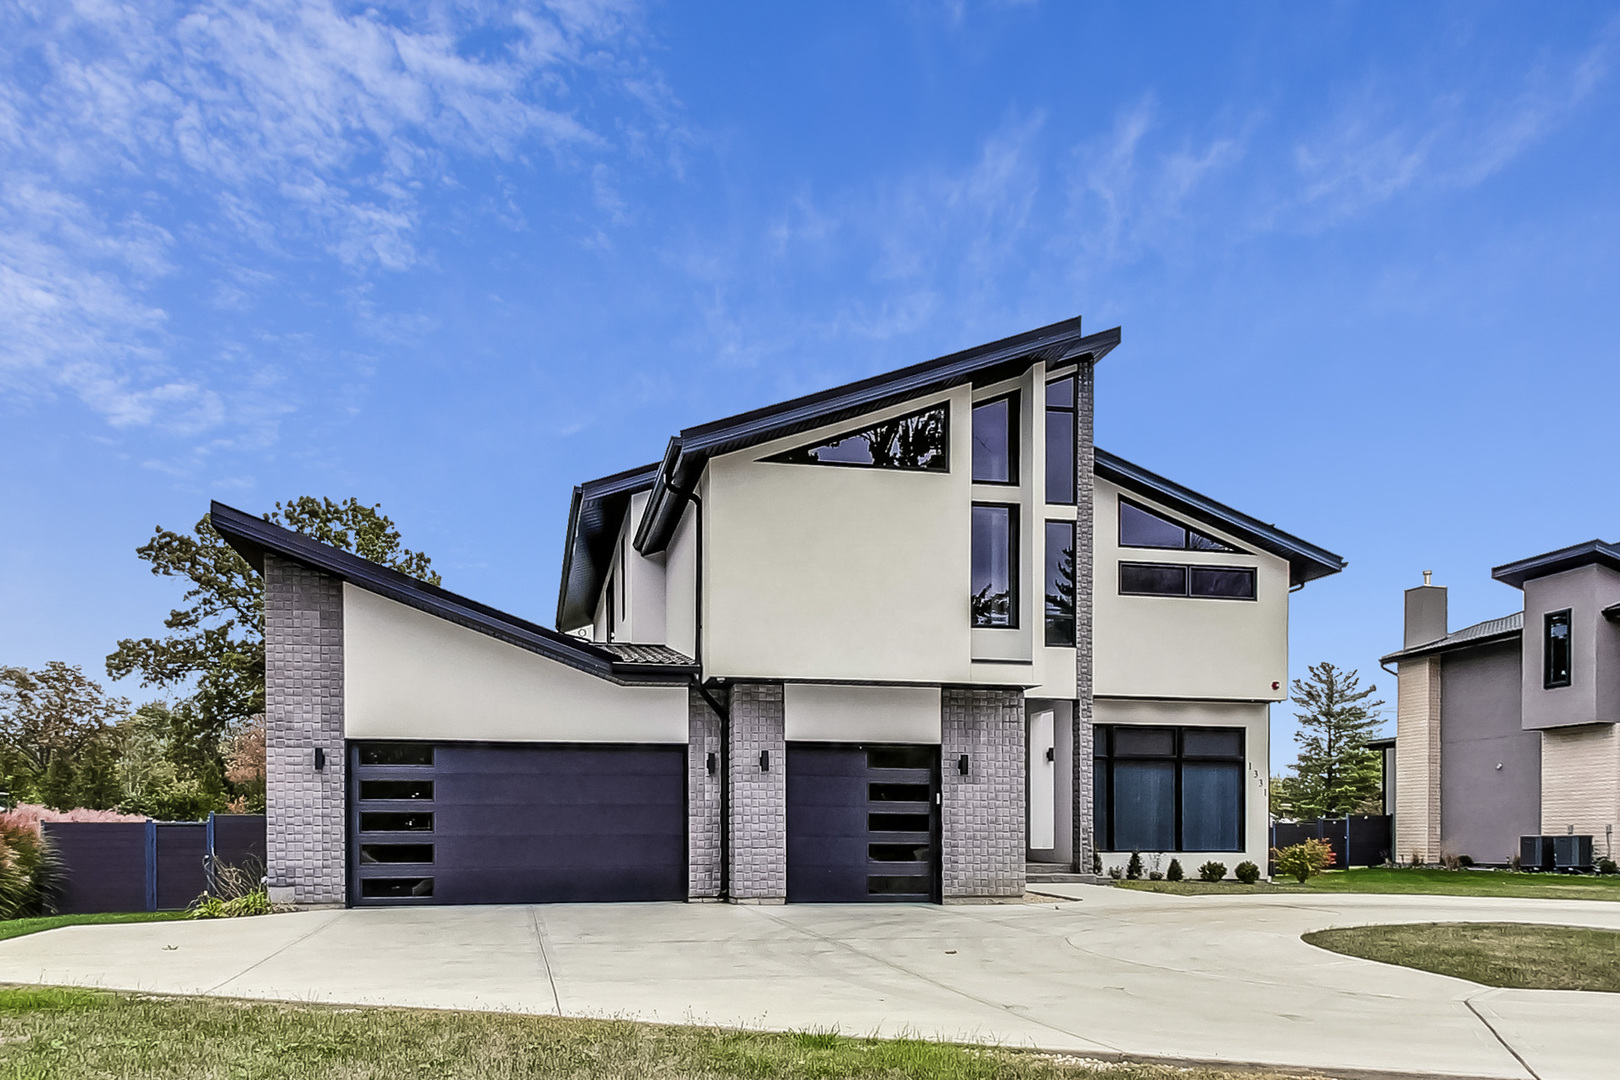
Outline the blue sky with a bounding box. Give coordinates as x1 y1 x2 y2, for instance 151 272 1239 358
3 2 1617 766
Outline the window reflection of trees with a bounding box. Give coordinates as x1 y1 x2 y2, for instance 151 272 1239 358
765 404 948 471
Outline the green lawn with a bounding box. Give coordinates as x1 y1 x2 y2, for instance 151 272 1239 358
0 912 189 943
1118 867 1620 901
1304 922 1620 992
0 985 1329 1080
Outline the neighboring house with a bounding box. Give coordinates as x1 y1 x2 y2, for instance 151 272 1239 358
1382 543 1620 866
211 316 1344 908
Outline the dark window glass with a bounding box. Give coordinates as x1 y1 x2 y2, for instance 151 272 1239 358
1544 609 1572 689
869 843 931 863
1045 376 1075 504
1096 725 1246 852
358 812 433 833
1112 760 1176 851
869 783 930 803
869 813 931 833
1189 566 1256 600
605 581 615 641
359 779 433 802
1119 499 1234 552
972 395 1016 483
359 844 434 864
1181 762 1243 851
867 746 934 770
1120 562 1187 597
971 504 1018 627
765 403 950 471
1044 521 1077 646
360 877 433 898
357 743 433 767
868 874 931 895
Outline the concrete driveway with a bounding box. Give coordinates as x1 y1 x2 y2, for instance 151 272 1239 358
2 885 1616 1080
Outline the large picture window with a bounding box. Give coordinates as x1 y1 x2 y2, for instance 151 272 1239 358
1044 520 1076 646
971 504 1018 628
1544 609 1572 689
1093 725 1245 852
972 394 1018 484
1045 375 1075 504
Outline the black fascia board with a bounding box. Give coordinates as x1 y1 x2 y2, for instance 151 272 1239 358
554 461 660 632
1604 602 1620 622
634 320 1121 555
1491 539 1620 589
1095 449 1346 587
209 501 694 686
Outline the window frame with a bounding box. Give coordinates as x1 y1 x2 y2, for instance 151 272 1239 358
971 391 1020 486
1118 561 1256 602
1544 608 1573 689
1117 497 1236 553
1044 374 1076 505
1093 725 1246 853
1043 519 1076 646
970 502 1020 629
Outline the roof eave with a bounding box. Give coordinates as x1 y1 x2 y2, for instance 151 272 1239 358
1379 628 1523 665
1491 540 1620 589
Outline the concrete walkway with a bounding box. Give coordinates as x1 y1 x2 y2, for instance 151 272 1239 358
2 886 1617 1080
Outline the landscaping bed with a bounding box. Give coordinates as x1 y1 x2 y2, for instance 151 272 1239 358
1118 867 1620 901
1303 922 1620 992
0 984 1334 1080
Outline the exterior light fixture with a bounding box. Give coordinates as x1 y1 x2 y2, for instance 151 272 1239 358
1045 747 1055 762
706 752 717 775
314 747 326 772
760 750 770 772
957 754 970 776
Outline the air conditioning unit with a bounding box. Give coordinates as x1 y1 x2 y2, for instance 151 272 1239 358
1520 835 1555 871
1553 834 1594 871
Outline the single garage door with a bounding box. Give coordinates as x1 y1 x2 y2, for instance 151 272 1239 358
348 741 686 905
786 743 939 903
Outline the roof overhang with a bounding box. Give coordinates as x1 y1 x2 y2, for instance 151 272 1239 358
632 318 1121 557
1491 539 1620 589
554 462 659 633
1095 450 1346 587
211 501 696 686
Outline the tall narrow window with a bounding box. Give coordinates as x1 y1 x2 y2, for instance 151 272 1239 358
972 394 1017 484
1044 520 1076 646
971 504 1018 628
605 581 615 642
1045 376 1075 504
1544 609 1572 689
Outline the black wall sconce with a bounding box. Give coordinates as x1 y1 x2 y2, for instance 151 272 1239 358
706 752 717 775
1045 747 1055 762
760 750 770 772
957 753 970 776
314 747 326 772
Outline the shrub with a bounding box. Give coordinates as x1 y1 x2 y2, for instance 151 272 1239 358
189 857 275 920
1166 858 1184 882
1198 861 1226 883
1598 858 1618 876
1091 851 1102 875
1234 860 1261 885
1107 865 1123 880
1147 871 1163 881
0 815 61 919
1125 851 1143 880
1274 839 1336 883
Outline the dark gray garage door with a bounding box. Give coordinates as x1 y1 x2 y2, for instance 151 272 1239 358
786 744 939 903
349 742 686 905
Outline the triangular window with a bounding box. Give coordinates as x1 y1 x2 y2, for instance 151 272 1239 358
1118 498 1235 553
763 403 949 472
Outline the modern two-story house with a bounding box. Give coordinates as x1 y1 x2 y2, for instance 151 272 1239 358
1383 542 1620 866
213 316 1344 907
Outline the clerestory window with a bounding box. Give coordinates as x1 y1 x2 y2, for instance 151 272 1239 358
1118 499 1235 553
763 403 949 471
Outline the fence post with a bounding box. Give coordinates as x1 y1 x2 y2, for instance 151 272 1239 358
1346 816 1352 867
144 819 158 913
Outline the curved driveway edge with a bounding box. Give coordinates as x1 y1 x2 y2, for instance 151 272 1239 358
2 886 1616 1080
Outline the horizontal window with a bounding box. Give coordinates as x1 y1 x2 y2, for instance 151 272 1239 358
1120 562 1255 601
357 743 433 767
359 844 434 865
360 877 433 899
869 843 931 863
358 812 433 833
763 402 949 472
867 874 931 895
359 779 433 802
1119 499 1234 553
867 746 934 771
869 812 931 833
869 783 931 803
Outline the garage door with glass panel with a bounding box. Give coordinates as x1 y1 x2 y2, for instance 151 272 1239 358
349 741 686 905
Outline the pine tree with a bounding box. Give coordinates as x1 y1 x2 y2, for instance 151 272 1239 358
39 753 75 810
70 737 122 810
1285 662 1386 818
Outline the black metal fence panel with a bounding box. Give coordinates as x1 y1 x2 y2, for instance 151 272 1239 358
155 823 207 910
1270 815 1391 870
42 821 148 915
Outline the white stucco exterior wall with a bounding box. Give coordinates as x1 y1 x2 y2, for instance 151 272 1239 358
344 585 688 744
783 683 943 743
663 499 699 661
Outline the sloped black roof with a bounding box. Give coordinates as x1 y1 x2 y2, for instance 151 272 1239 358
210 501 696 686
1492 539 1620 589
1380 611 1523 665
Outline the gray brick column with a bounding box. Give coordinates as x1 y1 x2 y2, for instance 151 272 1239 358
1072 357 1097 873
727 682 786 902
688 685 725 900
941 688 1025 900
263 553 346 906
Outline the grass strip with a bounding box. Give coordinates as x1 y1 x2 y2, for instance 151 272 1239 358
1118 867 1620 901
1303 922 1620 992
0 984 1331 1080
0 912 189 943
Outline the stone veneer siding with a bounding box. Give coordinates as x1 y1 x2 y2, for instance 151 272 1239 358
941 688 1025 899
1395 655 1442 864
688 685 725 899
727 682 786 901
263 553 346 906
1071 357 1097 872
1540 723 1620 852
